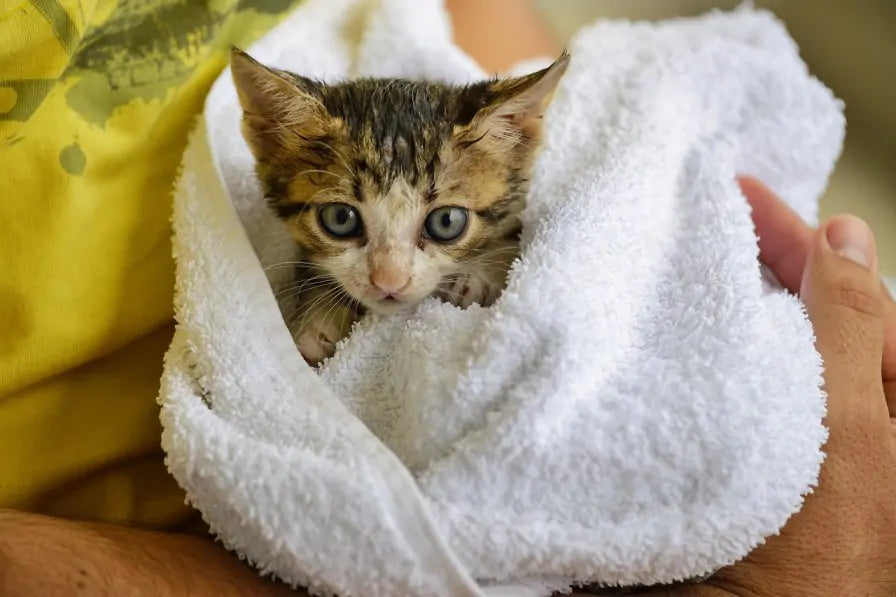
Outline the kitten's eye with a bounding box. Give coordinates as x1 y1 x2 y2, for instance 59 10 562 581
423 206 468 242
318 203 362 238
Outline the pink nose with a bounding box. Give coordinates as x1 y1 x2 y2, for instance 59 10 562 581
370 268 411 295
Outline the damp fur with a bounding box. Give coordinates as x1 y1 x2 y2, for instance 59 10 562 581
231 48 569 364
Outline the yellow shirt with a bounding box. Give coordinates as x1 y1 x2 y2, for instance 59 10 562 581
0 0 299 528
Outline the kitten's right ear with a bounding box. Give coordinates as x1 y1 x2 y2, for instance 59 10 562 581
230 48 329 160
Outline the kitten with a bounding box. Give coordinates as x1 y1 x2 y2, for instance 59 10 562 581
231 48 568 364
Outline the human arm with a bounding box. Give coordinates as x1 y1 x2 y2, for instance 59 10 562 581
445 0 562 73
0 510 305 597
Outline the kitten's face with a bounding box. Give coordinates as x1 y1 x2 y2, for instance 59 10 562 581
231 50 568 314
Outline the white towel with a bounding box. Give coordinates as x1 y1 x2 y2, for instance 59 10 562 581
159 1 845 595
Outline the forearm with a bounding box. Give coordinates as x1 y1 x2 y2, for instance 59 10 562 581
445 0 561 73
636 587 729 597
0 510 299 597
571 583 729 597
1 510 725 597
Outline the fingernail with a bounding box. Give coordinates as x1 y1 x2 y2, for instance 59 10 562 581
825 215 874 269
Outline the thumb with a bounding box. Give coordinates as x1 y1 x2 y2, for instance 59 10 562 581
801 215 886 424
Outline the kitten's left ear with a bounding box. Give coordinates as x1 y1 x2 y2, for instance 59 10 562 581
462 52 570 144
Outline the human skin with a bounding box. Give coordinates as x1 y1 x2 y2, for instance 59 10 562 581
444 0 562 73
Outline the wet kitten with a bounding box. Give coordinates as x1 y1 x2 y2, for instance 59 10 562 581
231 48 568 364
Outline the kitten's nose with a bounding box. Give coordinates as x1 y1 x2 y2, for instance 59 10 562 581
370 266 411 296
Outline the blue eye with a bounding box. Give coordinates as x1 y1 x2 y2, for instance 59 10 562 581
319 203 362 238
424 206 468 242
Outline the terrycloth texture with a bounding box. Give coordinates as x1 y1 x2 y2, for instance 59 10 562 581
159 1 845 595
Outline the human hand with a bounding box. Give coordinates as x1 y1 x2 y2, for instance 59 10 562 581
740 176 896 408
690 177 896 596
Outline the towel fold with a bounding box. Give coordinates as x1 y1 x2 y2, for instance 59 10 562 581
160 1 844 595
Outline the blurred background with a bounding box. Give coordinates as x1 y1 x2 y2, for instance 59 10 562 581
533 0 895 277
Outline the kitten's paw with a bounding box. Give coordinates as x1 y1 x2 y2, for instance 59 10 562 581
297 329 337 366
443 272 497 309
295 315 354 366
